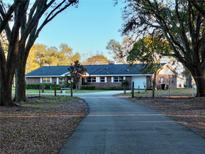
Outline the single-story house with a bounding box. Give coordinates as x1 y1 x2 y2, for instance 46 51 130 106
25 64 179 89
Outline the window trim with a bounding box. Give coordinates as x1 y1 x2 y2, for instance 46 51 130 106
100 77 105 83
42 77 51 83
113 76 123 83
87 77 96 83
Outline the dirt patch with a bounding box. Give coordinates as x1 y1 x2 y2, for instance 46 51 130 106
0 96 88 154
125 96 205 138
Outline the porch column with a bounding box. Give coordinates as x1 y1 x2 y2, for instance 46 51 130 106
96 77 100 83
111 77 114 83
56 78 59 85
105 77 107 83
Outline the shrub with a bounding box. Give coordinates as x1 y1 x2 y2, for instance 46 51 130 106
99 87 124 90
26 84 61 90
81 85 96 90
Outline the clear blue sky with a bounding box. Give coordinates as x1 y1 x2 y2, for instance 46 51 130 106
36 0 124 61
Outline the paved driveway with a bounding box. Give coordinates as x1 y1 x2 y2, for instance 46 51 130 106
60 91 205 154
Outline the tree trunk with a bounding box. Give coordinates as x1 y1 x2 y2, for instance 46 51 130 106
0 73 15 106
192 68 205 97
15 62 26 102
152 72 157 98
124 86 126 94
194 76 205 97
195 79 205 97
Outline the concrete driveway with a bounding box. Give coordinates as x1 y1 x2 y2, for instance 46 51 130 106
60 91 205 154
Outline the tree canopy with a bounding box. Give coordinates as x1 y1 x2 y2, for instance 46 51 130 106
26 44 80 73
123 0 205 97
0 0 78 106
107 37 133 63
83 54 110 65
128 35 171 97
69 60 86 89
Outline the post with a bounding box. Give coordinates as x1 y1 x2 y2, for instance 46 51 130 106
42 85 44 93
168 75 171 97
70 82 73 97
39 85 41 98
132 81 134 98
54 82 57 97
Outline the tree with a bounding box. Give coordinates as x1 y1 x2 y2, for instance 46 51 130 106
189 0 205 18
106 37 133 63
26 43 80 73
0 0 78 106
68 60 86 96
83 54 110 65
128 35 170 98
122 80 129 94
0 1 27 106
123 0 205 97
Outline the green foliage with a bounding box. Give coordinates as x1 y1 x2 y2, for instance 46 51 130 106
81 85 96 90
121 80 129 88
69 60 87 87
26 84 61 90
98 87 125 90
81 85 128 90
122 1 205 96
127 35 170 73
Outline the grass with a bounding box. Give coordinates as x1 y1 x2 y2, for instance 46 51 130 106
0 96 88 154
25 89 112 94
21 96 76 111
123 88 196 97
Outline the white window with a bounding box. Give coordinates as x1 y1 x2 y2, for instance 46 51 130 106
42 77 51 83
100 77 105 83
114 76 123 83
87 77 96 83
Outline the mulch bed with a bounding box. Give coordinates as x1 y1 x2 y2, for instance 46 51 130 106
125 96 205 138
0 96 88 154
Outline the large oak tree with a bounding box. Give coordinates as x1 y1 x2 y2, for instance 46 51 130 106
123 0 205 97
0 0 78 106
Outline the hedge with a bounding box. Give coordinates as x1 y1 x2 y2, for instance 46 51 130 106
26 84 61 90
81 85 96 90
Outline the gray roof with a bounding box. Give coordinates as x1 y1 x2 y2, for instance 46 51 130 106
26 64 153 77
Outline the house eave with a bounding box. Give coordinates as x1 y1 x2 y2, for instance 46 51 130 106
26 73 153 78
26 75 63 78
86 74 153 76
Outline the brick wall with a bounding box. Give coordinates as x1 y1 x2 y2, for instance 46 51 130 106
156 74 177 88
26 77 40 84
84 76 132 89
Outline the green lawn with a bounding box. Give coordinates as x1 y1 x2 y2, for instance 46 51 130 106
124 88 196 97
25 89 113 95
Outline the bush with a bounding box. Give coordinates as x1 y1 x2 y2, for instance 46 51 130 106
96 87 124 90
81 85 96 90
26 83 61 90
